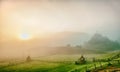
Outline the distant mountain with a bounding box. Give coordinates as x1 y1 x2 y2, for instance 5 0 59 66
32 32 90 47
83 33 120 51
45 31 90 46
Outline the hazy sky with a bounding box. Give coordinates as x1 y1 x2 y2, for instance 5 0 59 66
1 0 120 40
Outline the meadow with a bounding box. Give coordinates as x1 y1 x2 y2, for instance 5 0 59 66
0 53 120 72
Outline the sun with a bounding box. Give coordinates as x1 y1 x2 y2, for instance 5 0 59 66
19 33 31 40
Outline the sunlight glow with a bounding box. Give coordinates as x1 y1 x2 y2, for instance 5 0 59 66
19 33 31 40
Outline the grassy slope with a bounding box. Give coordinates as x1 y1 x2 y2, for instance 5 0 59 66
0 60 78 72
0 52 120 72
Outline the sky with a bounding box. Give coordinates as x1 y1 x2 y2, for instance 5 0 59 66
0 0 120 58
0 0 120 41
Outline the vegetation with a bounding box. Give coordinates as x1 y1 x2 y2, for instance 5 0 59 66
83 33 120 51
0 51 120 72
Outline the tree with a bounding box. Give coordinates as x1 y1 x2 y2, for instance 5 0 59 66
26 56 31 62
75 55 86 65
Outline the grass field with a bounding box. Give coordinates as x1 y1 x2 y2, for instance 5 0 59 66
0 53 120 72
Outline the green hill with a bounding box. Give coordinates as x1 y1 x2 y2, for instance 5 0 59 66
83 33 120 51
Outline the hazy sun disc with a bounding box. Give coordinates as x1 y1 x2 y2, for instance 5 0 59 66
19 33 31 40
